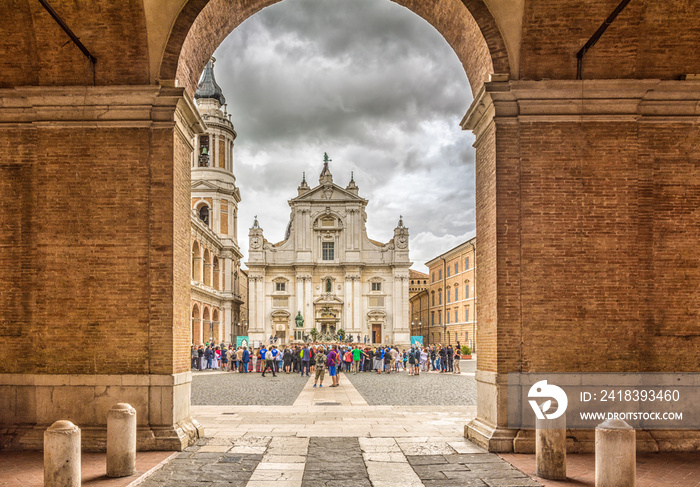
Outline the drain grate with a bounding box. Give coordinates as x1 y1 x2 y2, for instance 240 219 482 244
315 401 340 406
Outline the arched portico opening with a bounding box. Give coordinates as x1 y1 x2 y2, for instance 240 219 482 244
165 0 506 452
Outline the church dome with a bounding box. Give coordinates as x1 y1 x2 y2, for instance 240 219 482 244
195 58 226 106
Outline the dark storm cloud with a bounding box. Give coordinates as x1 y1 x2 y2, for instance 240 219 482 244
211 0 475 271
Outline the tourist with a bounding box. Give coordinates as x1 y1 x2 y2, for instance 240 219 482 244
327 345 340 387
351 346 362 374
313 347 327 388
389 346 398 372
261 346 277 377
258 345 267 373
453 346 461 374
343 348 353 372
283 346 293 374
407 347 416 375
271 345 281 373
309 346 316 373
383 346 391 373
234 346 241 372
374 347 383 374
363 347 372 372
221 345 228 371
300 345 311 376
276 347 284 372
447 345 454 373
242 347 250 373
438 346 447 372
191 345 198 369
413 347 421 376
420 347 429 372
293 345 301 373
430 346 437 372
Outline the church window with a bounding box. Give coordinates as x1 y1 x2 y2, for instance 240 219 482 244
465 257 470 270
199 205 210 226
447 266 450 277
325 279 332 293
455 262 458 274
455 287 459 302
431 313 434 326
322 242 334 260
465 285 470 299
446 311 450 323
438 269 442 280
371 282 381 292
438 291 442 305
369 296 384 307
438 311 442 325
446 288 450 303
321 217 335 227
465 307 469 322
432 272 435 282
276 282 285 292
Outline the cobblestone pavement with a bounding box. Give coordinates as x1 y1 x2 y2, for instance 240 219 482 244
192 370 309 405
138 436 541 487
192 361 477 407
147 364 542 486
344 370 477 406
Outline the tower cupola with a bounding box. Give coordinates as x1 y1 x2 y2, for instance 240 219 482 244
195 57 226 107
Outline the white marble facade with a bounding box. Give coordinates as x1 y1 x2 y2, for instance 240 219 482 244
247 157 411 346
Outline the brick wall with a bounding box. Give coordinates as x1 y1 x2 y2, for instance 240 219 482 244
0 0 149 87
520 0 700 81
0 128 152 374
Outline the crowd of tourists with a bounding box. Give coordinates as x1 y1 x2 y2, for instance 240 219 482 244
191 342 467 383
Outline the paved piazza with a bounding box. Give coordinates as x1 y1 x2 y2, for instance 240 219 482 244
140 367 541 486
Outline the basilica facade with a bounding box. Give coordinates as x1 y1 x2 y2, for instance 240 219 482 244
247 157 411 346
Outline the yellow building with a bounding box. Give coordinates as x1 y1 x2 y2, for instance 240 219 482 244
409 269 430 343
425 237 476 351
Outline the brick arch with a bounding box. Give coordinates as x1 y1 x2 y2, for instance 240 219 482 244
159 0 510 97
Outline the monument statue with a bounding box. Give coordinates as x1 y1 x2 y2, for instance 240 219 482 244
295 311 304 328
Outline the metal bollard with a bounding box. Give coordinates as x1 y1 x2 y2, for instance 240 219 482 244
44 420 81 487
595 419 636 487
106 403 137 477
535 415 567 479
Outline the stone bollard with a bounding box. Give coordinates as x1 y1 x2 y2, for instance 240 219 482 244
535 415 567 479
44 420 81 487
106 403 137 477
595 419 636 487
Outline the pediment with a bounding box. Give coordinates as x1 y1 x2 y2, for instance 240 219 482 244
271 310 291 319
191 179 220 190
313 293 344 305
291 183 367 204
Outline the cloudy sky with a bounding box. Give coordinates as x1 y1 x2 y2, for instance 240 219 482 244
211 0 476 273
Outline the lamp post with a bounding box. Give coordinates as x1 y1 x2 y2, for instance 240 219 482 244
419 321 422 346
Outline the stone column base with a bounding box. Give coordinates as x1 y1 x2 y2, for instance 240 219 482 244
465 416 518 452
466 420 700 453
0 372 203 452
1 418 204 452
